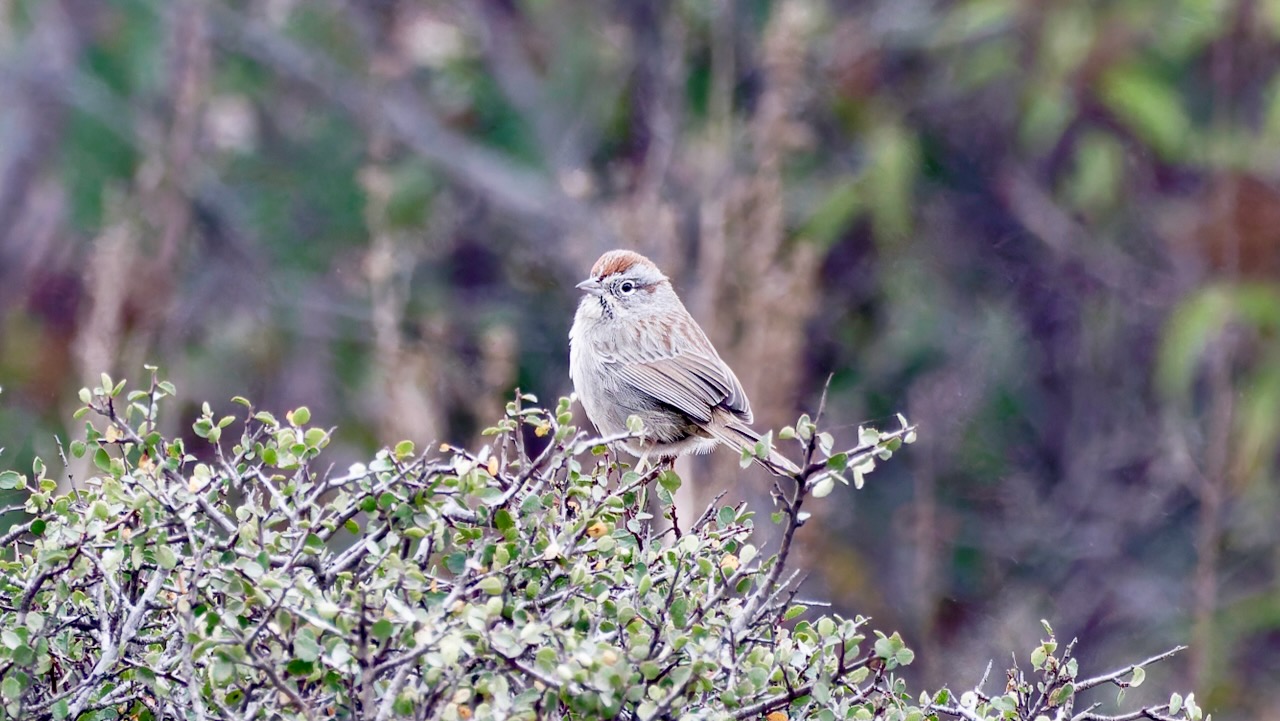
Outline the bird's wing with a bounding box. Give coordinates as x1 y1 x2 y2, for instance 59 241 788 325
606 345 753 426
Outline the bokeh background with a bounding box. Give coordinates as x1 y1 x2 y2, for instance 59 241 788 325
2 0 1279 715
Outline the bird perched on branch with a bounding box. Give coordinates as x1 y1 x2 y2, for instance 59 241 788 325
569 249 798 474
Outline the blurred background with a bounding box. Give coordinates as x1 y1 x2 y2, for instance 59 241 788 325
2 0 1278 714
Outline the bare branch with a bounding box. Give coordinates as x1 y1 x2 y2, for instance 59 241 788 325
1076 646 1187 691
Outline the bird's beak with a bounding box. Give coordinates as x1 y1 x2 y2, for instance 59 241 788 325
576 278 605 296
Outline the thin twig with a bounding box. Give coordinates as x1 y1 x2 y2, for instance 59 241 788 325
1076 646 1187 691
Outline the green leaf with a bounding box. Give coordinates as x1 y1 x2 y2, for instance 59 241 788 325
1065 131 1124 213
155 545 178 570
0 471 23 490
1159 286 1236 399
784 605 807 621
670 597 690 628
494 509 515 531
753 430 773 459
716 505 735 527
193 419 212 439
874 632 904 661
657 470 681 492
895 647 915 666
1098 64 1190 160
393 693 415 716
304 428 328 448
1 675 19 700
394 440 415 459
93 447 112 472
11 644 33 666
811 477 835 498
294 630 320 662
825 453 848 472
444 553 466 575
817 617 835 637
1184 693 1201 721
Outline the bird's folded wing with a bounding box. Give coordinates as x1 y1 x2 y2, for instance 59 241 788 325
608 350 753 425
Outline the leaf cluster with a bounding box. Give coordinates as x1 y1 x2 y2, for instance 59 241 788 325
0 372 1195 721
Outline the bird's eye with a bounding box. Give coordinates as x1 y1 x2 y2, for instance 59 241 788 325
619 281 636 294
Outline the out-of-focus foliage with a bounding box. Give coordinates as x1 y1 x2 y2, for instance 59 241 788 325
0 0 1278 716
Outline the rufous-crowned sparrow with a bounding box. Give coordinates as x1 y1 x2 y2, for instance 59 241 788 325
569 249 798 474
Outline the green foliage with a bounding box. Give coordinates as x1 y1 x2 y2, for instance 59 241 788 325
1098 63 1191 161
1064 131 1125 215
1157 283 1280 489
924 621 1197 721
1157 283 1280 400
2 372 914 719
0 374 1198 720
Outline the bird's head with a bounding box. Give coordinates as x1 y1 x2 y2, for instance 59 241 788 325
575 250 673 320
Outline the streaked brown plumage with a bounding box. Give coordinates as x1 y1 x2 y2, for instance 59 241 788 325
569 250 797 473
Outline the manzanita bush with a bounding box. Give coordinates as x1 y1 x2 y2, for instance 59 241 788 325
0 370 1197 720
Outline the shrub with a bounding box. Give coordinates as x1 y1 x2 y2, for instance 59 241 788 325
0 371 1195 720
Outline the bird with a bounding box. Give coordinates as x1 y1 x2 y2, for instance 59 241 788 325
568 249 799 474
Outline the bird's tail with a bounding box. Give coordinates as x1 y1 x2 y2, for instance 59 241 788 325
709 421 802 476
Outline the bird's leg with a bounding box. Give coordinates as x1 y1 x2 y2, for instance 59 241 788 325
635 447 652 476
